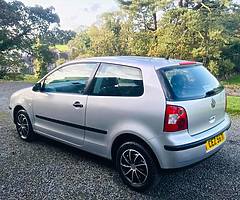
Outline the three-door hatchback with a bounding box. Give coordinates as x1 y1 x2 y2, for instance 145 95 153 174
9 56 231 191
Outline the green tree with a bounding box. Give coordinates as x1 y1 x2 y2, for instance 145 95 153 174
0 0 59 78
68 0 240 78
68 11 130 58
68 29 92 58
117 0 172 31
41 27 76 45
149 0 240 76
0 0 59 52
33 39 54 78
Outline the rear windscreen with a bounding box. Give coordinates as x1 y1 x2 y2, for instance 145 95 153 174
159 65 223 101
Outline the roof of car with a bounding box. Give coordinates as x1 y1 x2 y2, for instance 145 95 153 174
66 56 200 70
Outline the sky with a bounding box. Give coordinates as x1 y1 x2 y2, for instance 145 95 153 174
12 0 240 31
18 0 119 31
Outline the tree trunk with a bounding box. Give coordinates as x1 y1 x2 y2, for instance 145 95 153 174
153 12 157 31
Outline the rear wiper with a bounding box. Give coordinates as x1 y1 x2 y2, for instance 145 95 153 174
205 90 216 97
205 86 223 97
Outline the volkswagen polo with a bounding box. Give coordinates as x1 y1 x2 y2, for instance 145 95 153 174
9 56 231 191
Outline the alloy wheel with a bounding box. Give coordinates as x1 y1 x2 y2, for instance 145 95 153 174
120 149 148 186
16 113 29 139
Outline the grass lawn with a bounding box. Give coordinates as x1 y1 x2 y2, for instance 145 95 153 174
222 75 240 116
0 74 38 83
227 96 240 116
222 74 240 88
52 44 69 52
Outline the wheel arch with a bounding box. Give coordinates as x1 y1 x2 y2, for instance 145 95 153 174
13 105 26 124
111 133 161 169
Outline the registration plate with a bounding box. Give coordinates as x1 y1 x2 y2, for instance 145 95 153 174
205 133 225 152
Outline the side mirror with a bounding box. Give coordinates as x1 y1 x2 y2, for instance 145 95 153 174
32 82 43 92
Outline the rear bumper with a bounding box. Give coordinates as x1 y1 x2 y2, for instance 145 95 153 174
150 114 231 169
164 121 231 151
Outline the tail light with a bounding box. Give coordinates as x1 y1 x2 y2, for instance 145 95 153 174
164 105 188 132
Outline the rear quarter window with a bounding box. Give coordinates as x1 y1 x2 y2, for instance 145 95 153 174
90 63 144 97
159 65 223 101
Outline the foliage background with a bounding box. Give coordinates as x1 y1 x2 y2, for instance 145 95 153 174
0 0 75 79
68 0 240 78
1 0 240 79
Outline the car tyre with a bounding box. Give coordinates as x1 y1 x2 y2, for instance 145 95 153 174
116 141 160 191
15 109 35 141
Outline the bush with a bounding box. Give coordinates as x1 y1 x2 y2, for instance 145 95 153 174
24 74 39 83
219 59 236 79
3 73 24 81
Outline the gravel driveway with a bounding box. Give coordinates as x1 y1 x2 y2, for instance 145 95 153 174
0 82 240 200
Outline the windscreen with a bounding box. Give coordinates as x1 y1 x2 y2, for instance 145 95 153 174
160 65 223 101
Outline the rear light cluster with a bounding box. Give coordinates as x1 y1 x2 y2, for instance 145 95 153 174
164 105 188 132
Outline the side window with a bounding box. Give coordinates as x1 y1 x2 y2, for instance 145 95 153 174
90 63 143 97
44 63 98 94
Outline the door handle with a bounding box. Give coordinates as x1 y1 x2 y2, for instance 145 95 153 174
73 101 83 108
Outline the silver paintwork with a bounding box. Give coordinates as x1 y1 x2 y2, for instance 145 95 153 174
33 92 86 146
9 56 231 169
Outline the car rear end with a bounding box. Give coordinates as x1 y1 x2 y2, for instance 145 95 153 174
153 62 231 169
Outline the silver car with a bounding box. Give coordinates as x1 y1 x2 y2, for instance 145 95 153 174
9 56 231 191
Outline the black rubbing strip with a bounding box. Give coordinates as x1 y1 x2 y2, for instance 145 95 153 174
85 126 107 135
35 115 107 134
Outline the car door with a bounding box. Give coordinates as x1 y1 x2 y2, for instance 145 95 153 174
84 63 144 156
33 62 99 146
